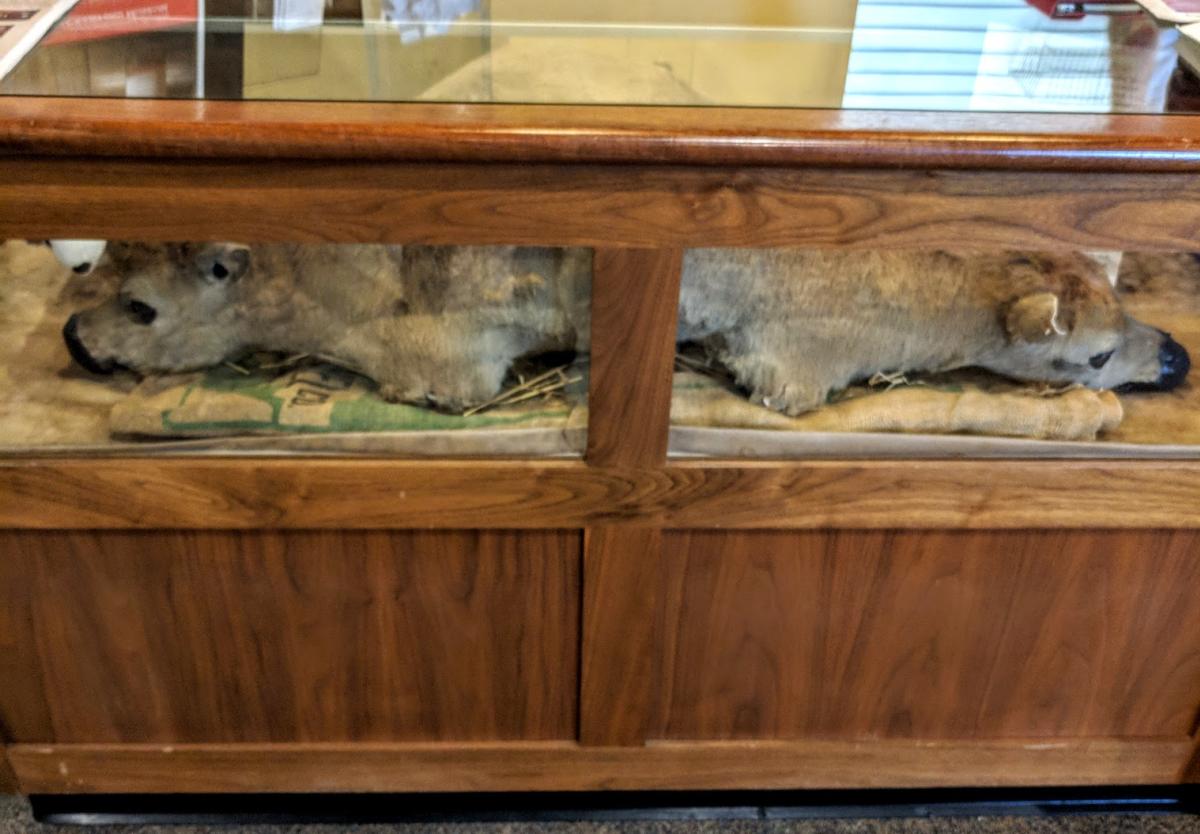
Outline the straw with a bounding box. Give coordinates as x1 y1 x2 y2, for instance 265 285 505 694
462 363 580 416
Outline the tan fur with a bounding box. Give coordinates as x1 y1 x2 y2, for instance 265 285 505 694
678 249 1171 415
70 244 1174 416
71 243 591 412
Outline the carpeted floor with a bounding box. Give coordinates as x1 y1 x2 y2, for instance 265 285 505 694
2 797 1198 833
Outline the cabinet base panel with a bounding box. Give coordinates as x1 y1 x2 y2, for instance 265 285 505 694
8 739 1192 794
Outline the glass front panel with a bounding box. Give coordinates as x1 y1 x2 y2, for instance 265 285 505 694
3 0 1200 114
0 240 590 455
669 249 1199 458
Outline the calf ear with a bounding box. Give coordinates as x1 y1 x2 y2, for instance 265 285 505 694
197 243 251 284
1005 292 1069 342
1083 250 1122 287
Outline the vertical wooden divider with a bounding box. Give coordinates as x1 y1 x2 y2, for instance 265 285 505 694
585 248 683 467
580 248 683 746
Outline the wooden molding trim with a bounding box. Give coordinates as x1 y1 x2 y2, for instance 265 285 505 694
8 739 1190 794
2 458 1200 530
5 98 1200 172
7 159 1200 251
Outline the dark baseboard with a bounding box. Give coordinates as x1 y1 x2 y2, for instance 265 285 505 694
30 785 1200 826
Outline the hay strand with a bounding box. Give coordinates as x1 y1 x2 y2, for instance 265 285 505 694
462 363 580 416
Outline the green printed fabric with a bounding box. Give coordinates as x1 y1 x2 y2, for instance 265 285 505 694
111 362 578 437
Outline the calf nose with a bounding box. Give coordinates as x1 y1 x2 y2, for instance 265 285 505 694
1156 333 1190 391
62 314 115 375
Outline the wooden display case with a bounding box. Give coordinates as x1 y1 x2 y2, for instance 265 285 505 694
2 2 1200 795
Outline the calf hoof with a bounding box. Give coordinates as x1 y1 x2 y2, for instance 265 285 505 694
377 383 423 404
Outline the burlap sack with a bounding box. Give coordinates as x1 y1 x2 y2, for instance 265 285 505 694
670 370 1123 441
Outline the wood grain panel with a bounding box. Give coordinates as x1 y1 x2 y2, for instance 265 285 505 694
579 527 661 746
6 97 1200 172
4 459 1200 530
587 248 682 468
8 738 1191 794
5 159 1200 251
0 551 52 743
652 530 1200 740
0 530 579 743
1184 741 1200 782
0 749 16 794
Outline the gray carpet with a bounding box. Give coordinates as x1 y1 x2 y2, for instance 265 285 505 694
2 797 1199 833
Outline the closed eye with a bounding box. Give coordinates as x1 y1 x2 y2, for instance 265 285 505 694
1089 350 1114 369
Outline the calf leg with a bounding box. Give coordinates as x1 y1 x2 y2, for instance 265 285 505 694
372 316 531 412
422 357 511 413
711 329 831 416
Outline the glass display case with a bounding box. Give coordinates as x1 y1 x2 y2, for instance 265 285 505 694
1 0 1194 112
3 0 1200 804
2 1 1199 458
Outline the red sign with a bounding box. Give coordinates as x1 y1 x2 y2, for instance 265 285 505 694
43 0 197 44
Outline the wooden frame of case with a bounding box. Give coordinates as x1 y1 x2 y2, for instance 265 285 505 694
1 98 1199 795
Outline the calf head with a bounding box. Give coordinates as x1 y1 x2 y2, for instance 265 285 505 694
63 242 253 375
984 253 1189 393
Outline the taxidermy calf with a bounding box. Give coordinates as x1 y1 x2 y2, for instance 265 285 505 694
63 242 590 412
63 244 1187 415
677 249 1188 415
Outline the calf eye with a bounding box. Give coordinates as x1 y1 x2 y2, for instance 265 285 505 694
1089 350 1114 369
125 299 157 325
212 263 229 279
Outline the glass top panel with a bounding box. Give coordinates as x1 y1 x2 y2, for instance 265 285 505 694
4 0 1200 114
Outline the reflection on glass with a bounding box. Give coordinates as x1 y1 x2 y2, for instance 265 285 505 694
4 0 1198 112
0 240 590 455
843 0 1179 112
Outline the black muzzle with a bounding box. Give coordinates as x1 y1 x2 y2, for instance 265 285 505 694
1116 332 1190 393
62 313 116 375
